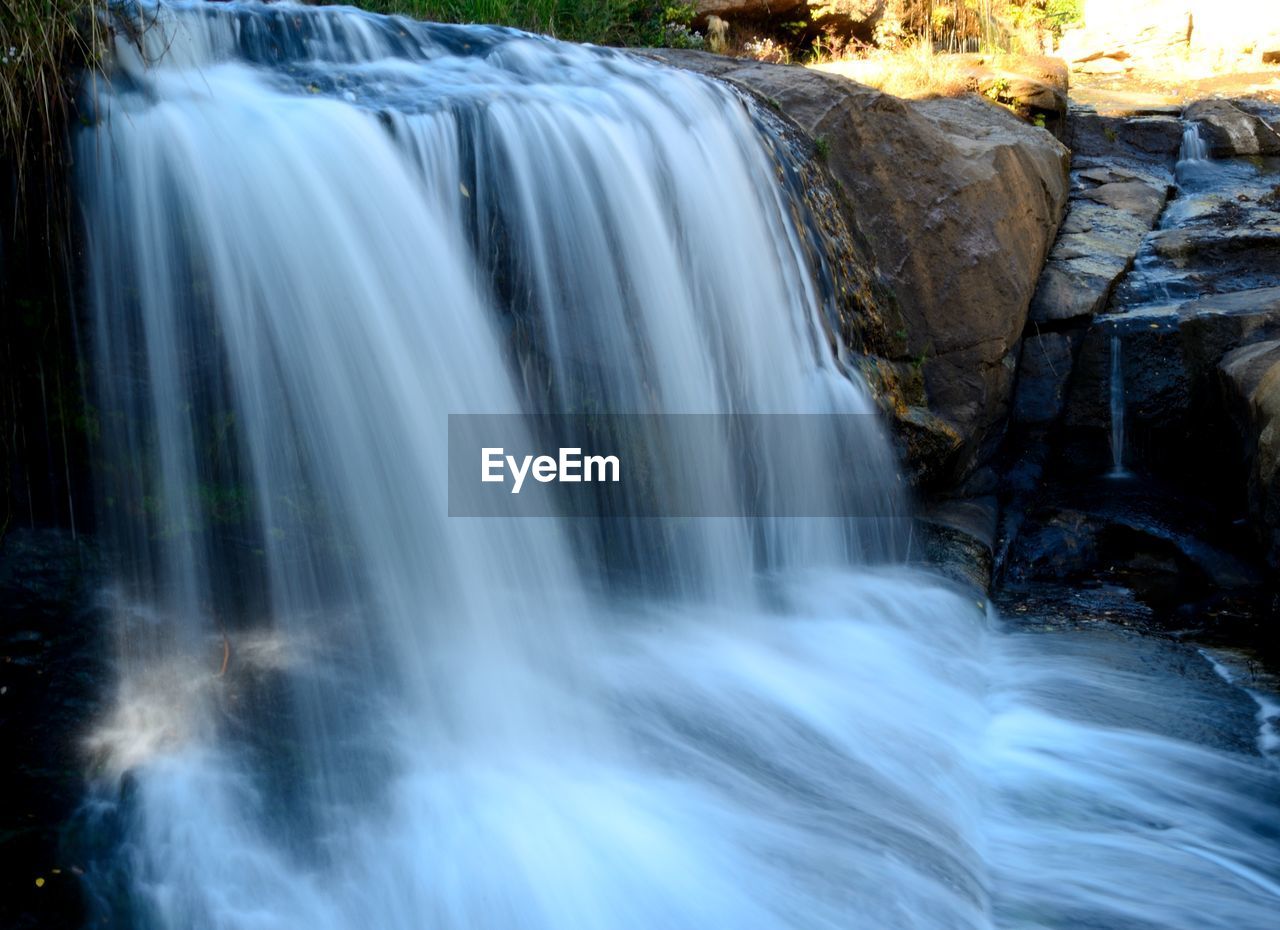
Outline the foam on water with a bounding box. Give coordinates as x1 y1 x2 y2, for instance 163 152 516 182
78 4 1280 928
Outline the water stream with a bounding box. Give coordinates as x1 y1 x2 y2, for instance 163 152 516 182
1108 333 1130 478
1179 120 1210 165
76 3 1280 928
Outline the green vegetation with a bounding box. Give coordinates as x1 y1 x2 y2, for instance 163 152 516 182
343 1 678 46
0 1 103 206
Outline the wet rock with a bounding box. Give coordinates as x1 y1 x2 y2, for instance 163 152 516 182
1220 339 1280 567
1112 225 1280 309
1180 287 1280 394
894 405 964 488
914 496 998 594
0 529 106 930
1061 310 1189 473
1185 98 1280 158
650 50 1070 485
1005 481 1262 592
1028 113 1174 325
1067 111 1183 175
1014 331 1082 425
1028 192 1167 324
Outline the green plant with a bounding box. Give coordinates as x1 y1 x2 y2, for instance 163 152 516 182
813 135 830 162
984 75 1010 100
1 1 105 219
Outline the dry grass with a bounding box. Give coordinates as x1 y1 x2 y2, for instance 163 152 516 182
811 43 976 99
0 0 105 225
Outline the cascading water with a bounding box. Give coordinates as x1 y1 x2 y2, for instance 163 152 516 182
1179 120 1210 164
77 3 1280 928
1108 332 1130 478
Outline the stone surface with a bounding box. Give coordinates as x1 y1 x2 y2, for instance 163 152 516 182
1220 339 1280 567
1014 331 1082 425
1185 98 1280 158
1056 287 1280 477
1028 115 1175 326
694 0 806 22
646 50 1069 484
914 495 998 594
693 0 883 35
1180 287 1280 393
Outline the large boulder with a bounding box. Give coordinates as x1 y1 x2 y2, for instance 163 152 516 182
1220 339 1280 567
1184 99 1280 158
645 50 1070 484
694 0 806 21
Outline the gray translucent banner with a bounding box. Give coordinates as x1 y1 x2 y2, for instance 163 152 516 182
448 414 892 517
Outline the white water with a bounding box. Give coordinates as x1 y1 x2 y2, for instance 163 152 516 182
1179 121 1210 164
1108 333 1131 478
79 3 1280 928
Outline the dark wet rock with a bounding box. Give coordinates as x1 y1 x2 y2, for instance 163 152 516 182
1185 98 1280 158
1028 113 1173 326
1060 309 1188 473
1180 286 1280 394
913 496 998 594
894 405 964 488
1004 479 1262 593
0 529 106 930
1014 331 1082 425
1219 339 1280 568
1066 111 1182 177
1111 157 1280 310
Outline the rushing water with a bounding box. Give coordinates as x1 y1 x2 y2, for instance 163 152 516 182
1107 333 1130 478
1179 121 1210 165
77 3 1280 928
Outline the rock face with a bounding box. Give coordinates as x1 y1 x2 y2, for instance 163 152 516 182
694 0 806 21
1028 111 1178 326
646 50 1070 485
1184 99 1280 158
693 0 884 36
1220 340 1280 567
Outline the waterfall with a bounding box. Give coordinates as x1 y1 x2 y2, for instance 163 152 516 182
1108 333 1131 478
77 3 1280 929
1179 121 1209 163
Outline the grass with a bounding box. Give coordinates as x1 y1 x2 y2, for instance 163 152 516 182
343 0 667 46
812 42 975 99
1 1 104 200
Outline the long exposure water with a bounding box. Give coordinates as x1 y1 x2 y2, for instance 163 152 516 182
77 3 1280 928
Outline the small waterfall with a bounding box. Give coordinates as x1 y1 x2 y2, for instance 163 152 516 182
1108 333 1131 478
75 3 1280 929
1179 121 1209 164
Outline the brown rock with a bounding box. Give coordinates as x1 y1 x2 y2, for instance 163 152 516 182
643 50 1070 482
1219 339 1280 567
1184 99 1280 158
